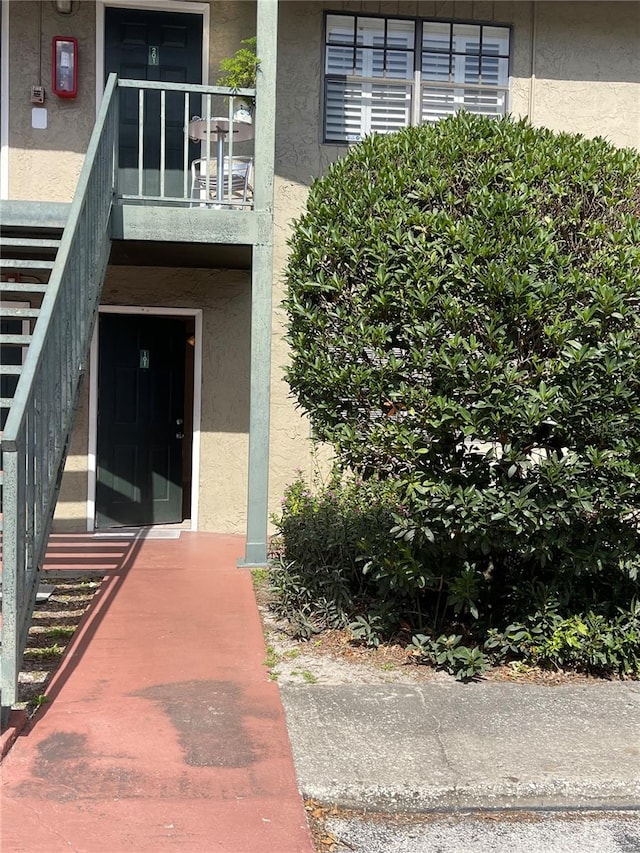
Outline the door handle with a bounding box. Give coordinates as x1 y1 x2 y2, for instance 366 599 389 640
176 432 184 440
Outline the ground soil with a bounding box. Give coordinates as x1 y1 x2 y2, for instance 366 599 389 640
253 577 605 689
14 576 102 716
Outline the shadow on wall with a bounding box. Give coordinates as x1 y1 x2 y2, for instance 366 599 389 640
100 264 251 435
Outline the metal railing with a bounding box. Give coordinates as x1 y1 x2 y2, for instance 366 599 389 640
115 79 257 209
0 75 118 716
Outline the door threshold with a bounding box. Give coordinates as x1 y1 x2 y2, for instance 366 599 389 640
93 524 191 540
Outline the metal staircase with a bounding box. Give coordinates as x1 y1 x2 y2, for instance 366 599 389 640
0 76 118 721
1 230 62 428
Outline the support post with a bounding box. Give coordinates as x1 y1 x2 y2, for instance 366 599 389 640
241 240 274 567
239 0 278 567
1 450 22 719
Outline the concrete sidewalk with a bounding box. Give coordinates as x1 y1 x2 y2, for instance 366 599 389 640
281 681 640 813
1 532 314 853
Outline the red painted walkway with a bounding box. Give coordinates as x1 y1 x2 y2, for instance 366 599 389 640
1 532 314 853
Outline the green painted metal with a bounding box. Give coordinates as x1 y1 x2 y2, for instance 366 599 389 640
1 238 61 249
253 0 278 216
0 201 69 229
239 0 278 567
240 239 275 568
0 74 118 719
111 202 270 244
118 79 255 97
0 307 40 318
1 335 32 346
1 259 54 270
0 283 48 293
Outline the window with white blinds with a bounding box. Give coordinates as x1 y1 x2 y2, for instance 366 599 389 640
324 14 510 143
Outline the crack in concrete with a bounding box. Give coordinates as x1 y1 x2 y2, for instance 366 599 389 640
15 800 80 852
414 687 460 787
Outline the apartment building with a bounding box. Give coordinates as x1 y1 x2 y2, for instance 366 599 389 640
1 0 638 709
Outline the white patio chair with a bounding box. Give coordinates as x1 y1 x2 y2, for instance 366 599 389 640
190 156 253 207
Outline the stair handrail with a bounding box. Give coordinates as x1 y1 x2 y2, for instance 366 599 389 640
1 74 119 713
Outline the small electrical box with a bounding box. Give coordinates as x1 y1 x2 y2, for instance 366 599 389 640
31 85 45 104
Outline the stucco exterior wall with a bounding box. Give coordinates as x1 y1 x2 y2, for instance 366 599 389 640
5 1 257 202
267 0 640 513
7 0 96 200
528 2 640 148
8 1 637 202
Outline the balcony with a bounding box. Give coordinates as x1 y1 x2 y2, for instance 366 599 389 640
109 79 272 250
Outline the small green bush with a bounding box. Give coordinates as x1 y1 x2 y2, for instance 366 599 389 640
272 473 640 678
270 472 413 639
410 633 490 680
485 597 640 676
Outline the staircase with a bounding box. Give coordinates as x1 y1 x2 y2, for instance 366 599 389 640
0 75 119 721
1 225 63 429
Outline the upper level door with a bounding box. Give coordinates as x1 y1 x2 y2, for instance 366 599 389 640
105 6 203 198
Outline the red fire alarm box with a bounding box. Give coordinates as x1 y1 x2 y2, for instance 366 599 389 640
52 36 78 98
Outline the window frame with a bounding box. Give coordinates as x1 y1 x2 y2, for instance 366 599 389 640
322 10 513 145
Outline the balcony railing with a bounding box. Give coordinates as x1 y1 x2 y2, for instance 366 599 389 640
115 79 257 210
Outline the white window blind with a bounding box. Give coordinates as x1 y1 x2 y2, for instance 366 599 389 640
324 14 510 143
325 15 415 142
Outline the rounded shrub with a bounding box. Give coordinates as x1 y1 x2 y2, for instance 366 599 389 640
283 113 640 597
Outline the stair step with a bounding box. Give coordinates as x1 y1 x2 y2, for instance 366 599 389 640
1 259 54 270
0 365 22 376
1 237 60 250
0 334 32 345
0 282 48 294
0 307 40 318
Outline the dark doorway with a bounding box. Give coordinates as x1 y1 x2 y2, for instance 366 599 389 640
104 6 203 197
96 313 189 528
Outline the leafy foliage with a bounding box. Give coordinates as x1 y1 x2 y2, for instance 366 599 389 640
485 597 640 676
217 37 259 96
271 473 640 679
410 633 490 680
277 114 640 679
269 472 410 640
283 113 640 603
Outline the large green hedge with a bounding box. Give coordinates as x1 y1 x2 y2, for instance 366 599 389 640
283 113 640 591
